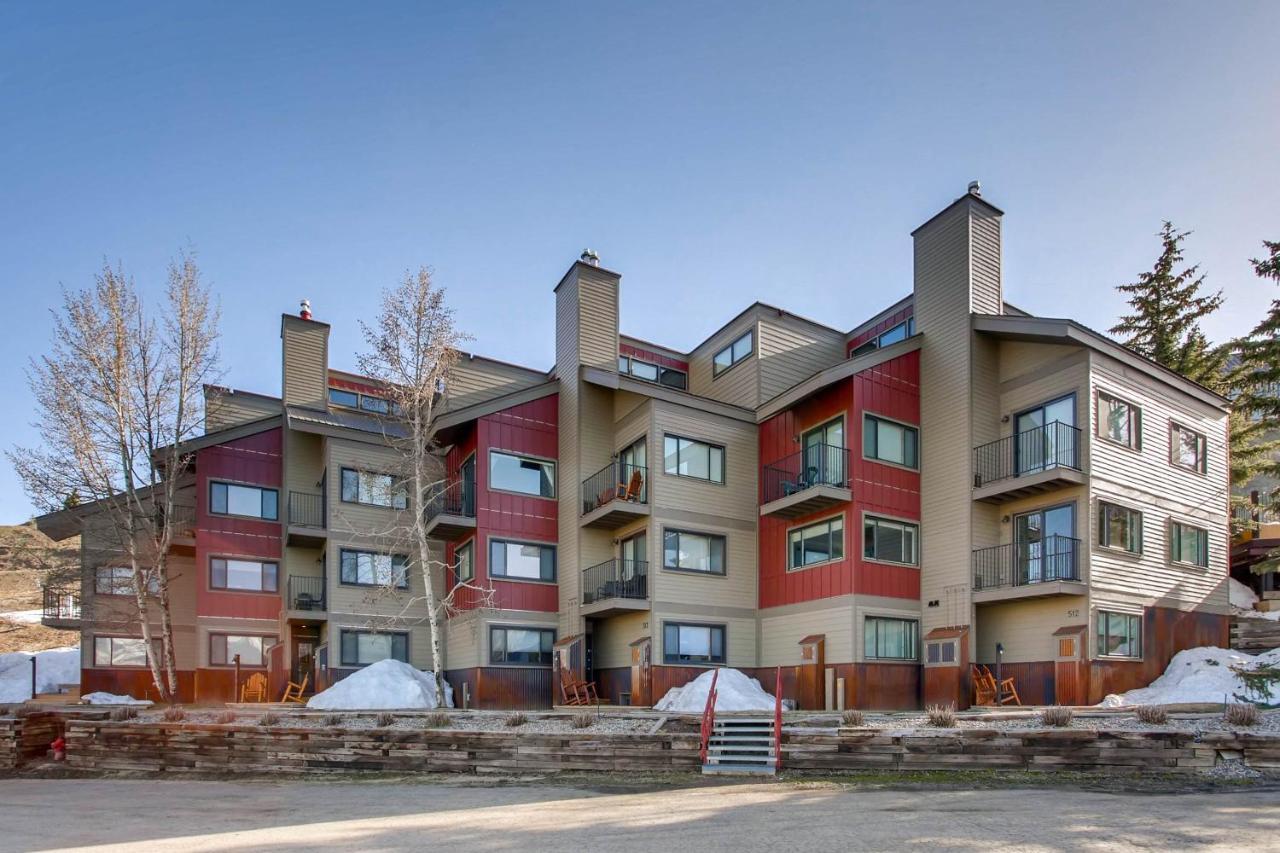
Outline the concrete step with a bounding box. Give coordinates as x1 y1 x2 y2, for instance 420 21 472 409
702 764 776 776
708 743 774 753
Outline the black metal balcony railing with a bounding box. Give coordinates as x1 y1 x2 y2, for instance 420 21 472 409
761 444 850 505
426 473 477 521
288 491 326 528
42 585 81 622
973 421 1082 488
582 559 648 605
581 462 648 516
973 535 1082 591
288 575 326 611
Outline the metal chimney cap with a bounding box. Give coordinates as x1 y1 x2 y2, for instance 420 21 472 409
967 180 982 196
300 299 312 320
580 248 600 266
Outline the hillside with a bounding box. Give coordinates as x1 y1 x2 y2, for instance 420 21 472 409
0 522 79 653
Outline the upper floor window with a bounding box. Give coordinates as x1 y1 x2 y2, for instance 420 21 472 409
618 356 688 390
490 625 555 666
93 636 150 667
1170 423 1207 473
1170 521 1209 568
864 616 918 661
210 481 278 521
341 467 407 509
663 435 725 483
209 633 275 667
663 621 726 664
789 516 844 569
863 516 918 566
329 386 399 416
94 566 158 596
210 558 278 593
489 451 556 498
1098 502 1143 554
1097 392 1141 450
339 548 409 588
1097 610 1142 658
340 630 408 666
850 318 915 357
328 388 359 408
663 528 726 575
455 540 474 583
489 539 557 582
713 330 753 376
863 414 919 469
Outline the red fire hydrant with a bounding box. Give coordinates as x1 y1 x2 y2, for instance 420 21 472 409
51 736 66 762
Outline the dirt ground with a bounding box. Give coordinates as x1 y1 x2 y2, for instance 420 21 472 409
0 523 79 654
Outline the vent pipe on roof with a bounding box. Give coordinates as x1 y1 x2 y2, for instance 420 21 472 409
967 180 982 197
300 299 312 320
580 249 599 267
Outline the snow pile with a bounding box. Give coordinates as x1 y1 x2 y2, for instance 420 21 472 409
307 659 453 710
81 692 151 706
1099 646 1280 707
1230 578 1280 621
0 647 80 702
654 668 777 713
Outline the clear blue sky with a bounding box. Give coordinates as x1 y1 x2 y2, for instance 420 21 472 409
2 2 1277 523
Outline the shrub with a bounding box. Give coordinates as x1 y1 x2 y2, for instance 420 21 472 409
161 706 186 722
376 712 396 728
423 711 451 728
1039 707 1073 727
258 712 281 727
841 709 865 727
504 712 528 728
215 711 238 725
321 713 344 728
109 706 138 722
1224 703 1260 727
571 711 593 729
1135 705 1168 725
924 704 957 727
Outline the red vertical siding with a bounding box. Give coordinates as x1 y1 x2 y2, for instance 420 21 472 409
846 304 914 356
758 352 921 608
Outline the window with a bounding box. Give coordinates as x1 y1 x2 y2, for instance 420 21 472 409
489 451 556 498
663 622 726 664
339 549 409 587
1097 610 1142 658
1098 503 1142 554
210 558 279 593
340 467 407 509
1170 522 1209 568
94 566 158 596
340 630 408 666
863 516 918 565
619 356 688 390
663 529 726 574
713 330 753 376
663 435 725 483
864 617 918 661
1170 424 1207 473
329 387 397 416
789 516 844 569
1098 392 1141 450
490 626 555 666
360 395 390 414
210 481 278 520
850 318 915 357
489 539 557 582
93 637 149 667
328 388 359 407
455 541 474 583
925 640 956 665
863 414 919 469
209 634 275 667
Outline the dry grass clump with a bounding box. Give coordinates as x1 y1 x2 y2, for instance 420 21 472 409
1224 703 1260 727
1039 707 1074 727
376 712 396 728
214 711 238 725
841 709 866 727
423 711 451 728
924 704 958 727
258 712 281 727
109 706 138 721
571 711 594 729
504 712 528 728
321 713 344 727
161 706 186 722
1134 705 1168 725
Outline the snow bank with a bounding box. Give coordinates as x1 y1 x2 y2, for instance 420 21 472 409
0 646 80 702
307 659 453 710
1230 578 1260 610
81 692 152 706
1099 646 1280 707
653 668 777 713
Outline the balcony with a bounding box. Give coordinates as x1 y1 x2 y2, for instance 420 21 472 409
580 462 649 529
287 575 326 616
972 535 1086 603
972 422 1085 503
581 559 648 616
287 491 327 547
760 444 851 519
157 504 196 541
41 585 81 629
424 475 477 541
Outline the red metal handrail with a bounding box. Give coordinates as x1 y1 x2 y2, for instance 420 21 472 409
699 668 720 765
773 665 783 771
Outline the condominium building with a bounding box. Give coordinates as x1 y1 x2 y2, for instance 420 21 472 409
38 184 1232 708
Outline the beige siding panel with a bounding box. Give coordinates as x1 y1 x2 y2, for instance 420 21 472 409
650 402 758 521
328 616 436 671
651 521 756 612
969 204 1003 314
325 534 438 621
652 609 757 669
555 273 583 639
205 391 279 432
576 266 620 371
760 606 853 665
973 595 1088 663
281 316 328 410
284 545 324 581
591 611 648 670
445 612 482 670
997 341 1082 383
444 358 547 412
687 314 760 408
757 312 846 402
325 438 412 537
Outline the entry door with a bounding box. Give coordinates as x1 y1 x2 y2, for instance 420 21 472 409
1015 395 1075 474
1013 504 1076 584
618 439 646 500
292 633 318 689
803 417 845 487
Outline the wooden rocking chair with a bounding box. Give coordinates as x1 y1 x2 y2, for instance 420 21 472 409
281 672 309 704
560 676 600 706
619 468 644 502
976 665 1021 706
240 672 267 703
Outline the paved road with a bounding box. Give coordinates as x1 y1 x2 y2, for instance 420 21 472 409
1 777 1277 852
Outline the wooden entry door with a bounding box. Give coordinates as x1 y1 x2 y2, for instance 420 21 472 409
292 629 319 691
1053 626 1087 706
629 636 652 707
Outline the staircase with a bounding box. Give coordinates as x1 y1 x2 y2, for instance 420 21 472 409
1231 616 1280 654
703 715 778 775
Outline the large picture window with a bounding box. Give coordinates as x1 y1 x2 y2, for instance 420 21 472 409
663 622 726 664
209 634 275 667
489 539 557 582
340 467 407 509
1097 610 1142 658
713 330 754 376
340 630 408 666
93 636 149 667
1098 392 1141 450
788 516 844 569
864 617 918 661
210 558 278 593
210 481 278 520
339 549 409 588
663 529 727 575
863 414 919 469
663 435 725 483
94 566 158 596
863 516 918 566
490 626 555 666
1170 424 1207 473
489 451 556 498
1098 503 1142 554
1170 522 1209 568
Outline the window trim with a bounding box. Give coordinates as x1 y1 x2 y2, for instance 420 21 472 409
849 317 915 357
208 555 280 594
786 513 846 571
618 355 688 390
208 479 279 521
92 635 152 668
662 433 727 485
1096 609 1144 660
712 329 755 378
337 547 410 588
339 629 410 667
862 614 920 662
488 624 557 667
339 466 408 510
488 537 558 584
94 565 159 597
1168 422 1208 475
862 412 921 471
661 527 728 576
487 449 557 501
1097 501 1144 556
661 620 727 666
1096 390 1143 451
208 632 276 668
1169 520 1210 569
861 512 920 567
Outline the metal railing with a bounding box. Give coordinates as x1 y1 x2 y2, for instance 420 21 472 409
581 559 648 605
761 444 849 505
42 585 81 622
973 535 1082 590
288 491 326 528
973 421 1082 488
426 472 476 521
288 575 326 611
157 503 196 536
581 462 648 516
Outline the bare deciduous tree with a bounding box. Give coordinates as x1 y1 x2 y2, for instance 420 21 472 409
9 255 219 702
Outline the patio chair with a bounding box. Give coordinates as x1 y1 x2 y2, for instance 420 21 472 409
240 672 267 703
281 672 309 704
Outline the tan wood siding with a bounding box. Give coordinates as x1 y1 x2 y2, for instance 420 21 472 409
757 313 846 402
687 315 760 408
281 317 328 411
444 358 548 412
591 611 648 670
205 391 279 432
974 595 1088 663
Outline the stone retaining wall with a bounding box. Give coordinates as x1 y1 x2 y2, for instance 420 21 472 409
0 712 65 769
